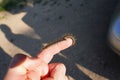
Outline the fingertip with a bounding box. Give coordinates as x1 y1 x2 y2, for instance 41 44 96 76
55 63 66 72
63 34 76 46
64 38 74 47
57 37 74 50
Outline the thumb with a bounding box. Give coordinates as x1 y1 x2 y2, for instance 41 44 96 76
4 54 28 80
8 54 28 74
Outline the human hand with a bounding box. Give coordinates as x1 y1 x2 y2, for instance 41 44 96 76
4 36 74 80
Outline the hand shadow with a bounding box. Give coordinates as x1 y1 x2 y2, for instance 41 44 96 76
0 24 43 57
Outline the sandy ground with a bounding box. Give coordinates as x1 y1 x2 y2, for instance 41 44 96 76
0 0 120 80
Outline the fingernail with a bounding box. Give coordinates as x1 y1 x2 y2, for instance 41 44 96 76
62 34 76 46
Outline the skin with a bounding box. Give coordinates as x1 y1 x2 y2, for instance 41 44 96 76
4 37 73 80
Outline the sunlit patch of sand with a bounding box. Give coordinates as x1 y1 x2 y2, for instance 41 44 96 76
67 76 75 80
76 63 109 80
0 11 40 40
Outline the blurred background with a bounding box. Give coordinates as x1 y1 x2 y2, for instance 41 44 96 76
0 0 120 80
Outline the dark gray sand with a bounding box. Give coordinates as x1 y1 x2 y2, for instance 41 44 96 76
0 0 120 80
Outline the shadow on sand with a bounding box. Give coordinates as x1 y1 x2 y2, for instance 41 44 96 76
1 0 120 80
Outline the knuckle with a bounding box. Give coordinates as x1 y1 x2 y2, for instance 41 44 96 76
56 63 66 71
9 54 27 68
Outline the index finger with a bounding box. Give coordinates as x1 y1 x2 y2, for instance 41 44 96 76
37 35 75 63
